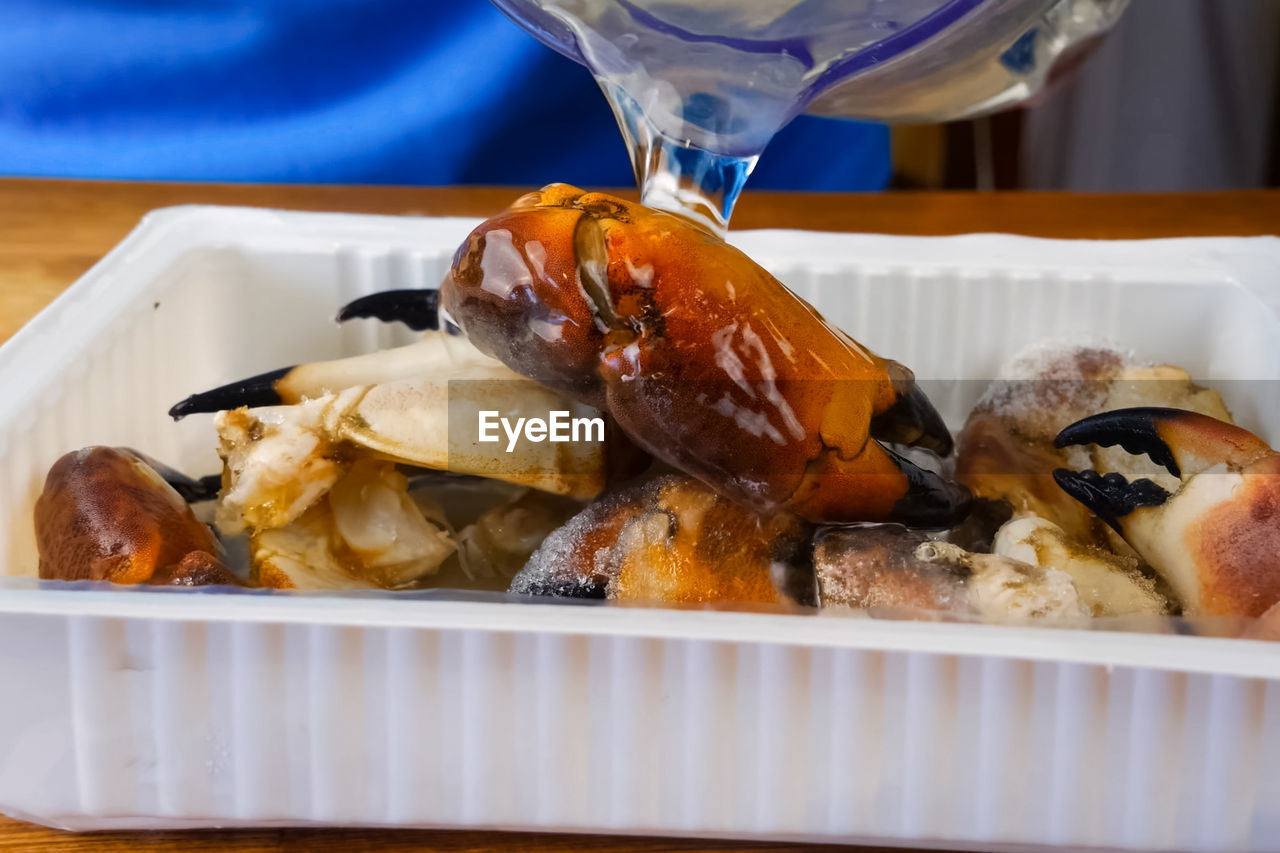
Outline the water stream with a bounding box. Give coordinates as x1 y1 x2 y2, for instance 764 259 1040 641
514 0 950 231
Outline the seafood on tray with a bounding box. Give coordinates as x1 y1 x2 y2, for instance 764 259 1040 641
29 185 1280 636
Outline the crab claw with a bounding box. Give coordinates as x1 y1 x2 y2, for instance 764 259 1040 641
442 184 967 526
34 447 241 587
170 333 485 420
177 333 611 534
1049 469 1172 531
874 446 974 528
335 289 440 331
1054 407 1280 617
1055 406 1272 480
858 371 964 524
870 371 954 457
775 441 972 529
169 366 295 419
170 292 448 420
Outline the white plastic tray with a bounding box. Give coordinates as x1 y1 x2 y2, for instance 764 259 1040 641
1 206 1278 850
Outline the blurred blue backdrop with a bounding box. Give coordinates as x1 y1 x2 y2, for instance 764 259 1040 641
0 0 891 190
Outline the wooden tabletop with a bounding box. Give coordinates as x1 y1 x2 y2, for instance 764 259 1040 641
0 178 1277 852
3 178 1278 347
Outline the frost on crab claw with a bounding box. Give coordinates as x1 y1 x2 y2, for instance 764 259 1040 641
814 524 1088 626
173 332 608 535
955 344 1233 552
1055 407 1280 617
511 474 814 605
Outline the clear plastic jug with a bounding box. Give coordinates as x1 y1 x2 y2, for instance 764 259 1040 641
491 0 1130 227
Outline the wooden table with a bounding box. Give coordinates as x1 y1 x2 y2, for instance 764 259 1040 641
0 178 1277 852
3 179 1278 347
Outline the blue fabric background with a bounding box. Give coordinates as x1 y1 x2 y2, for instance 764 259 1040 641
0 0 890 190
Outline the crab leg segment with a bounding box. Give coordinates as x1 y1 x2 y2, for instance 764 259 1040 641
170 334 502 420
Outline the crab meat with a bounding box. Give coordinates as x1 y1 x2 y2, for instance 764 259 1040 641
992 515 1170 616
253 459 455 590
1055 407 1280 617
194 332 608 535
814 524 1088 625
454 489 581 582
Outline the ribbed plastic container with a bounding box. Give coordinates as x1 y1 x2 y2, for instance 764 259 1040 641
1 207 1278 849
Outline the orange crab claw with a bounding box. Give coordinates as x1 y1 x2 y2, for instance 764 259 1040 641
441 184 968 526
1055 408 1280 617
34 447 240 587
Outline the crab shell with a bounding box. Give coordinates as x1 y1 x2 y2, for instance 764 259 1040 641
813 524 1088 625
34 446 239 586
510 474 812 605
1123 434 1280 617
440 184 966 526
955 345 1234 553
1056 409 1280 617
991 515 1169 617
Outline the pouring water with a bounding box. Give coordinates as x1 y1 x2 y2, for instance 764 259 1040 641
492 0 1129 232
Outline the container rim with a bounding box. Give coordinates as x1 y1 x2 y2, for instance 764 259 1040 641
0 581 1277 680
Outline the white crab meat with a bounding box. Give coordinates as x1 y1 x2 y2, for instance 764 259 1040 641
992 515 1169 617
214 335 606 535
915 542 1089 626
253 459 456 590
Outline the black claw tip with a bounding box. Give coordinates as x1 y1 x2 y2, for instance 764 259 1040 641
1054 407 1182 477
336 289 440 331
166 473 222 503
872 375 955 457
1052 468 1170 531
122 449 223 503
168 365 294 420
886 448 972 530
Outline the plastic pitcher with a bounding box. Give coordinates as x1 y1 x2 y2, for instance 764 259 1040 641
491 0 1130 227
